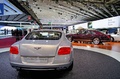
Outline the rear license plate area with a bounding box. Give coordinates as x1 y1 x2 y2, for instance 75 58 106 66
22 56 48 64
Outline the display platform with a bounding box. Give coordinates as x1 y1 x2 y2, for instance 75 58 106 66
0 36 16 48
72 42 120 52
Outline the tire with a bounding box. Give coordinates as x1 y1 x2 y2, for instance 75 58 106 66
110 37 114 42
17 69 24 72
17 69 27 73
92 38 100 45
66 62 73 71
68 36 73 42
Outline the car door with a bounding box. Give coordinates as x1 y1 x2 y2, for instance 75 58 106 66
83 30 92 40
73 30 88 41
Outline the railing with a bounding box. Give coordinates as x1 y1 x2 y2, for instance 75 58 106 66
0 36 16 48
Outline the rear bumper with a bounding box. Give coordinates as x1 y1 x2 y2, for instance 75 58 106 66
10 61 73 70
101 40 111 42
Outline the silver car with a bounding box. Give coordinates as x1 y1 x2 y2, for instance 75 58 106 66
9 29 74 71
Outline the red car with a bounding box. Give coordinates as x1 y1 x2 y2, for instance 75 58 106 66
66 29 113 44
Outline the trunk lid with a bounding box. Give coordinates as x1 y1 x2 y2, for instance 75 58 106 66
19 40 60 57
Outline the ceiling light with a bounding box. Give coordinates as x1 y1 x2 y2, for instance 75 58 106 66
33 0 37 2
58 12 62 15
49 7 52 9
36 4 38 6
55 0 59 4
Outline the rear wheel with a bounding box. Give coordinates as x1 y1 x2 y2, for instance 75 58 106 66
110 37 114 42
67 36 73 42
17 69 25 74
66 62 73 71
92 38 100 45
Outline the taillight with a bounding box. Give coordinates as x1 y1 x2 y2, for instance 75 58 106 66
10 46 19 54
58 47 71 55
107 35 111 38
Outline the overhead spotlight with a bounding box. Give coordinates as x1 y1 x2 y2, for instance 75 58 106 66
49 7 52 9
55 0 59 4
58 12 62 15
71 2 73 6
79 8 83 10
71 16 73 19
74 15 77 18
36 4 38 6
88 7 91 10
33 0 37 2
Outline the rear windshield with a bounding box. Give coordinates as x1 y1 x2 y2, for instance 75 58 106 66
25 31 62 40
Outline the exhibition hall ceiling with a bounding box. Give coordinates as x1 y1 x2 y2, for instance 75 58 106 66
1 0 120 27
22 0 120 26
0 0 40 26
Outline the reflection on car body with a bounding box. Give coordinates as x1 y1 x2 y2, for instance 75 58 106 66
9 29 74 71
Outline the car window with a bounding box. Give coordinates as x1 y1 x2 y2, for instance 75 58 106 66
85 30 91 34
77 29 86 34
91 31 96 34
25 31 62 40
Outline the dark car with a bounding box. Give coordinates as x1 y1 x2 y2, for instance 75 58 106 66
66 29 113 44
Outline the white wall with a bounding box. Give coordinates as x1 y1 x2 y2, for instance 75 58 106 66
92 16 120 29
67 16 120 34
0 26 16 30
74 23 88 29
68 26 73 31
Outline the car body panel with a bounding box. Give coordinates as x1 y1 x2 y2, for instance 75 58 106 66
19 40 60 57
111 34 120 41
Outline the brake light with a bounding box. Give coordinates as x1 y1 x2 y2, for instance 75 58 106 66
58 47 71 55
107 35 111 38
10 46 19 54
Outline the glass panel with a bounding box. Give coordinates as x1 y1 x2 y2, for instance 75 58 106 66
25 31 62 40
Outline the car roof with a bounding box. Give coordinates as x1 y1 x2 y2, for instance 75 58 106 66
85 29 98 32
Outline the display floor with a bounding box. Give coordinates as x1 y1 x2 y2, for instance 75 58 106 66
1 49 120 79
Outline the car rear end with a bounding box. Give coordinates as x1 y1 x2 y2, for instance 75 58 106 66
9 30 73 71
101 34 111 42
94 30 111 42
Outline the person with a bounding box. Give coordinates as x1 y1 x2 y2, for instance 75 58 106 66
29 29 31 33
15 29 19 41
4 29 6 35
18 30 22 39
11 29 14 36
24 30 27 36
